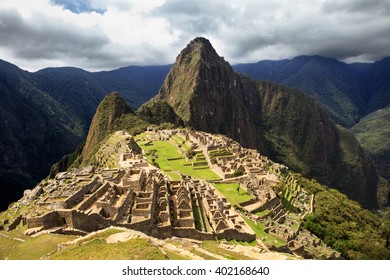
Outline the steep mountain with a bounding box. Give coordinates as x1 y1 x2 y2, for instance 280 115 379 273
363 57 390 114
145 37 384 208
234 56 367 128
81 92 136 164
137 98 184 126
352 105 390 183
154 37 262 148
0 60 84 210
234 56 390 188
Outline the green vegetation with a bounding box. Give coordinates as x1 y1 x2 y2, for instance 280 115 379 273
49 141 85 178
221 239 258 247
112 114 149 136
193 206 204 231
280 174 301 212
232 169 244 177
163 250 191 260
80 93 134 165
49 238 167 260
135 136 220 181
352 105 390 183
297 175 390 259
208 148 233 159
0 231 76 260
137 98 183 126
259 80 381 209
212 183 253 206
241 216 286 248
255 209 270 218
45 228 169 260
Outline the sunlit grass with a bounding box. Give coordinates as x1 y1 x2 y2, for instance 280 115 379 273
137 139 220 181
212 183 253 206
0 231 77 260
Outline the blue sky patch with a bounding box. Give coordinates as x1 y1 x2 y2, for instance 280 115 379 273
51 0 107 14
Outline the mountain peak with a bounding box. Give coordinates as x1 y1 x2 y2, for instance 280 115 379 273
81 92 134 163
185 37 215 54
173 37 226 71
154 37 261 147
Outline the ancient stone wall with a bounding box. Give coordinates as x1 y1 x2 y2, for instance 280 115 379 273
78 182 110 211
220 228 256 242
239 198 258 207
64 177 100 208
70 210 111 232
5 215 23 231
27 211 64 229
114 190 134 222
172 228 214 240
118 219 154 234
175 219 194 228
150 225 172 239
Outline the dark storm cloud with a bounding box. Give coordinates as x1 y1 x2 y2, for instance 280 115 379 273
0 8 110 62
153 0 390 63
321 0 390 16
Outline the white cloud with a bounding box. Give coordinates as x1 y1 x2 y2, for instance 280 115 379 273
0 0 389 71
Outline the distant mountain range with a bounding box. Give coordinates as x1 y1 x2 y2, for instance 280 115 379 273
0 60 169 209
234 56 390 127
0 46 389 210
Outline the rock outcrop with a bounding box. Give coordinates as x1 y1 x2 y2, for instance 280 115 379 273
155 37 261 148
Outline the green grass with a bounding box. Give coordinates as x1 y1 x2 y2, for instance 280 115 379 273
0 230 77 260
220 238 258 247
49 238 168 260
137 139 220 181
255 209 270 218
241 216 286 248
212 183 253 206
193 206 204 231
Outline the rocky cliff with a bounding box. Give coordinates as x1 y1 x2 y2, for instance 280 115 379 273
155 37 261 148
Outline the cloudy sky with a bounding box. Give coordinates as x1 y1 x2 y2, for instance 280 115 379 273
1 0 389 71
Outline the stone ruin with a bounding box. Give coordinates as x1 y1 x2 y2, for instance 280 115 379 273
23 164 255 242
